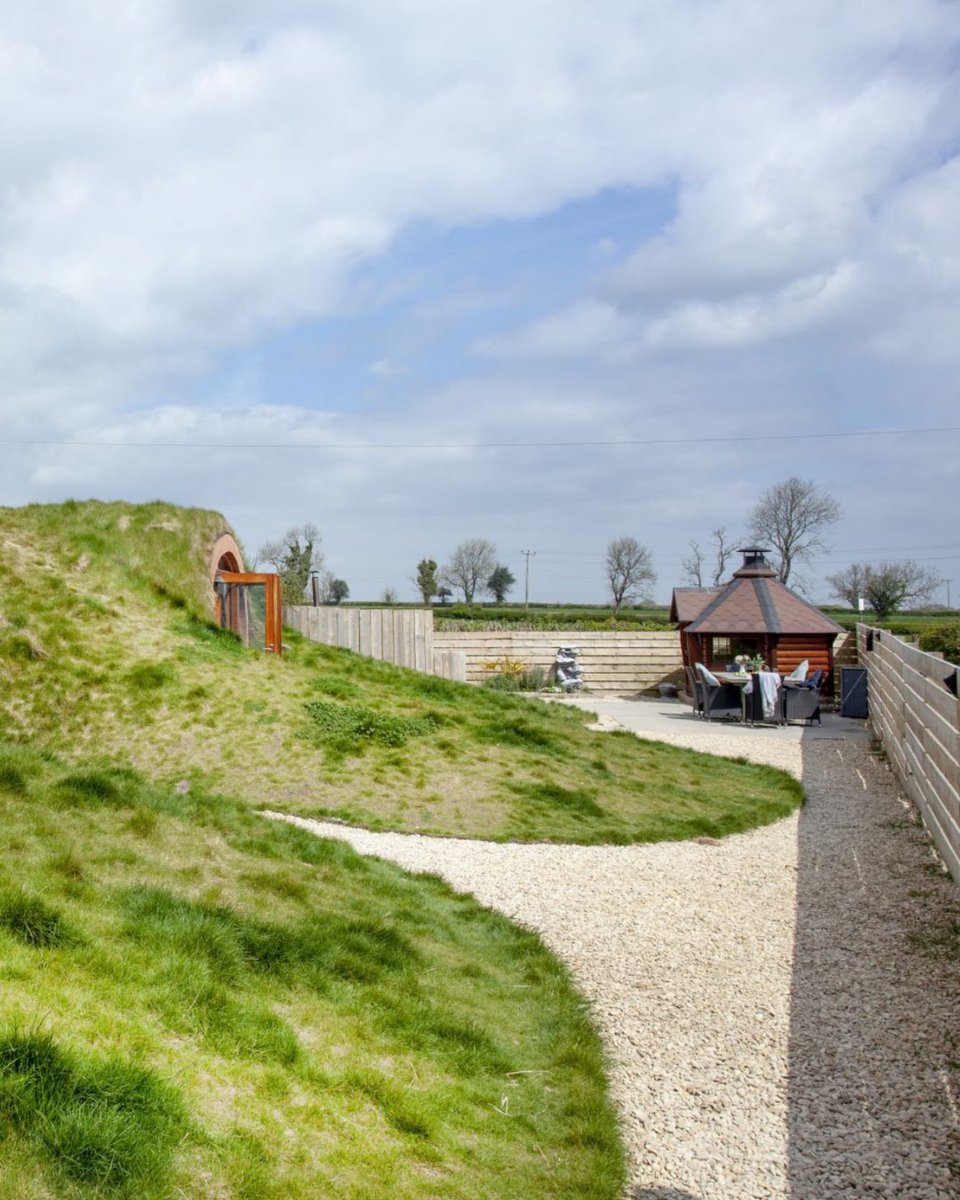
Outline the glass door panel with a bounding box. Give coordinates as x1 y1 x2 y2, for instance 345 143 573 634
215 572 282 655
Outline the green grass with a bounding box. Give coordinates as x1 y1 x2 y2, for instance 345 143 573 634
0 498 802 843
0 498 810 1195
0 742 624 1197
823 606 960 636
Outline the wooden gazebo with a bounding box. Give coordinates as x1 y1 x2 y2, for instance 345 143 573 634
670 548 843 691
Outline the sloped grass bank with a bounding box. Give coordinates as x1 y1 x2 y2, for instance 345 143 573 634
0 498 802 844
0 741 624 1198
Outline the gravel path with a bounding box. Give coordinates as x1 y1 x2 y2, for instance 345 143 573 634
268 701 960 1199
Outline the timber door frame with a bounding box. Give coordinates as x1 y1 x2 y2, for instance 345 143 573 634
214 572 283 655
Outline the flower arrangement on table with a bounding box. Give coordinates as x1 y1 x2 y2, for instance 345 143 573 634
734 653 767 674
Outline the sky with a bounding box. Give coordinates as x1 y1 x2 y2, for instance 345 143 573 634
2 1 959 605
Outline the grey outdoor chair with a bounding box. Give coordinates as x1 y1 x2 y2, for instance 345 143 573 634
782 670 823 725
695 664 742 722
685 665 705 717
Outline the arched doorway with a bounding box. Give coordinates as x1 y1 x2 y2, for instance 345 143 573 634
209 533 282 655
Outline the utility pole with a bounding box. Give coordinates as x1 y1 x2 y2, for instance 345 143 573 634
521 550 536 609
947 579 953 609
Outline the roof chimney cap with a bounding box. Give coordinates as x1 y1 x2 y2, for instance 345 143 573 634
733 547 776 578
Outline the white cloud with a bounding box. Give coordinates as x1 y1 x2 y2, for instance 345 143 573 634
1 1 959 599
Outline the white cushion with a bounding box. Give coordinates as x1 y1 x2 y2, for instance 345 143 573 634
785 659 809 681
695 662 720 687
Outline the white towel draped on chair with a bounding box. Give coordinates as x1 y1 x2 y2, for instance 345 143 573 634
759 671 780 721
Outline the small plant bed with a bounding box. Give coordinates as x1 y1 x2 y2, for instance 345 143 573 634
0 741 624 1198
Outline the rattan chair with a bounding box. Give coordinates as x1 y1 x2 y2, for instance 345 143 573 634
782 670 823 725
685 665 704 717
695 664 742 722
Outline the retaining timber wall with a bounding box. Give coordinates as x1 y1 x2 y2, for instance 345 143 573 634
285 607 685 692
860 625 960 880
434 629 683 693
286 608 856 698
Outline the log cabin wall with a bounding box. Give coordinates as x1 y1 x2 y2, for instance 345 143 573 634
772 634 834 690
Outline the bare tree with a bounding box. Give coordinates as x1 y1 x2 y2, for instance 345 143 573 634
826 563 871 610
682 526 736 587
748 478 840 585
832 561 942 621
313 569 336 603
681 540 705 587
709 526 736 586
257 524 322 601
442 538 497 603
605 536 656 613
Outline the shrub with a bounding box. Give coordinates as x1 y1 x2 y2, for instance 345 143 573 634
480 659 547 692
918 622 960 664
481 672 519 692
304 701 437 753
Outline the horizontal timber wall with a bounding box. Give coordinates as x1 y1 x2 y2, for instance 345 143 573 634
434 629 683 693
285 609 855 698
860 624 960 880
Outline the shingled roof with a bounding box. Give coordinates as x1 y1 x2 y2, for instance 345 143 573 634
669 587 721 625
674 549 843 636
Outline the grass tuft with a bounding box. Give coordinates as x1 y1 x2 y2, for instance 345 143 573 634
0 1028 187 1196
0 892 74 948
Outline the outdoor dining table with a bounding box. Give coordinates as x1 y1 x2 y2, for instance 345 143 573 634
715 671 783 724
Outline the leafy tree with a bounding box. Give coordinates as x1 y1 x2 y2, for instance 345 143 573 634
442 539 497 604
436 586 453 605
257 524 322 601
748 477 840 585
604 536 656 614
381 586 398 604
328 578 350 605
682 526 736 587
832 561 941 620
486 564 516 603
414 558 439 604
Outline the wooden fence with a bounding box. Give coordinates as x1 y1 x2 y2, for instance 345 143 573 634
286 609 856 698
285 607 686 691
284 606 467 680
860 625 960 880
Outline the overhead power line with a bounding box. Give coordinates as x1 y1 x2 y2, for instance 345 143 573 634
0 424 958 452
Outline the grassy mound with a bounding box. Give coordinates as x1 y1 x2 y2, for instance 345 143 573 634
0 498 807 1196
0 499 802 845
0 742 623 1197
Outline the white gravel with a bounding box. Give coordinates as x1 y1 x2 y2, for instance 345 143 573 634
267 700 960 1199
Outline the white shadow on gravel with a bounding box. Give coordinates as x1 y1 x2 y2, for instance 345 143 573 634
788 728 960 1197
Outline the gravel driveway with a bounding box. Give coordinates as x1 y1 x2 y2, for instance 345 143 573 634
269 698 960 1199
